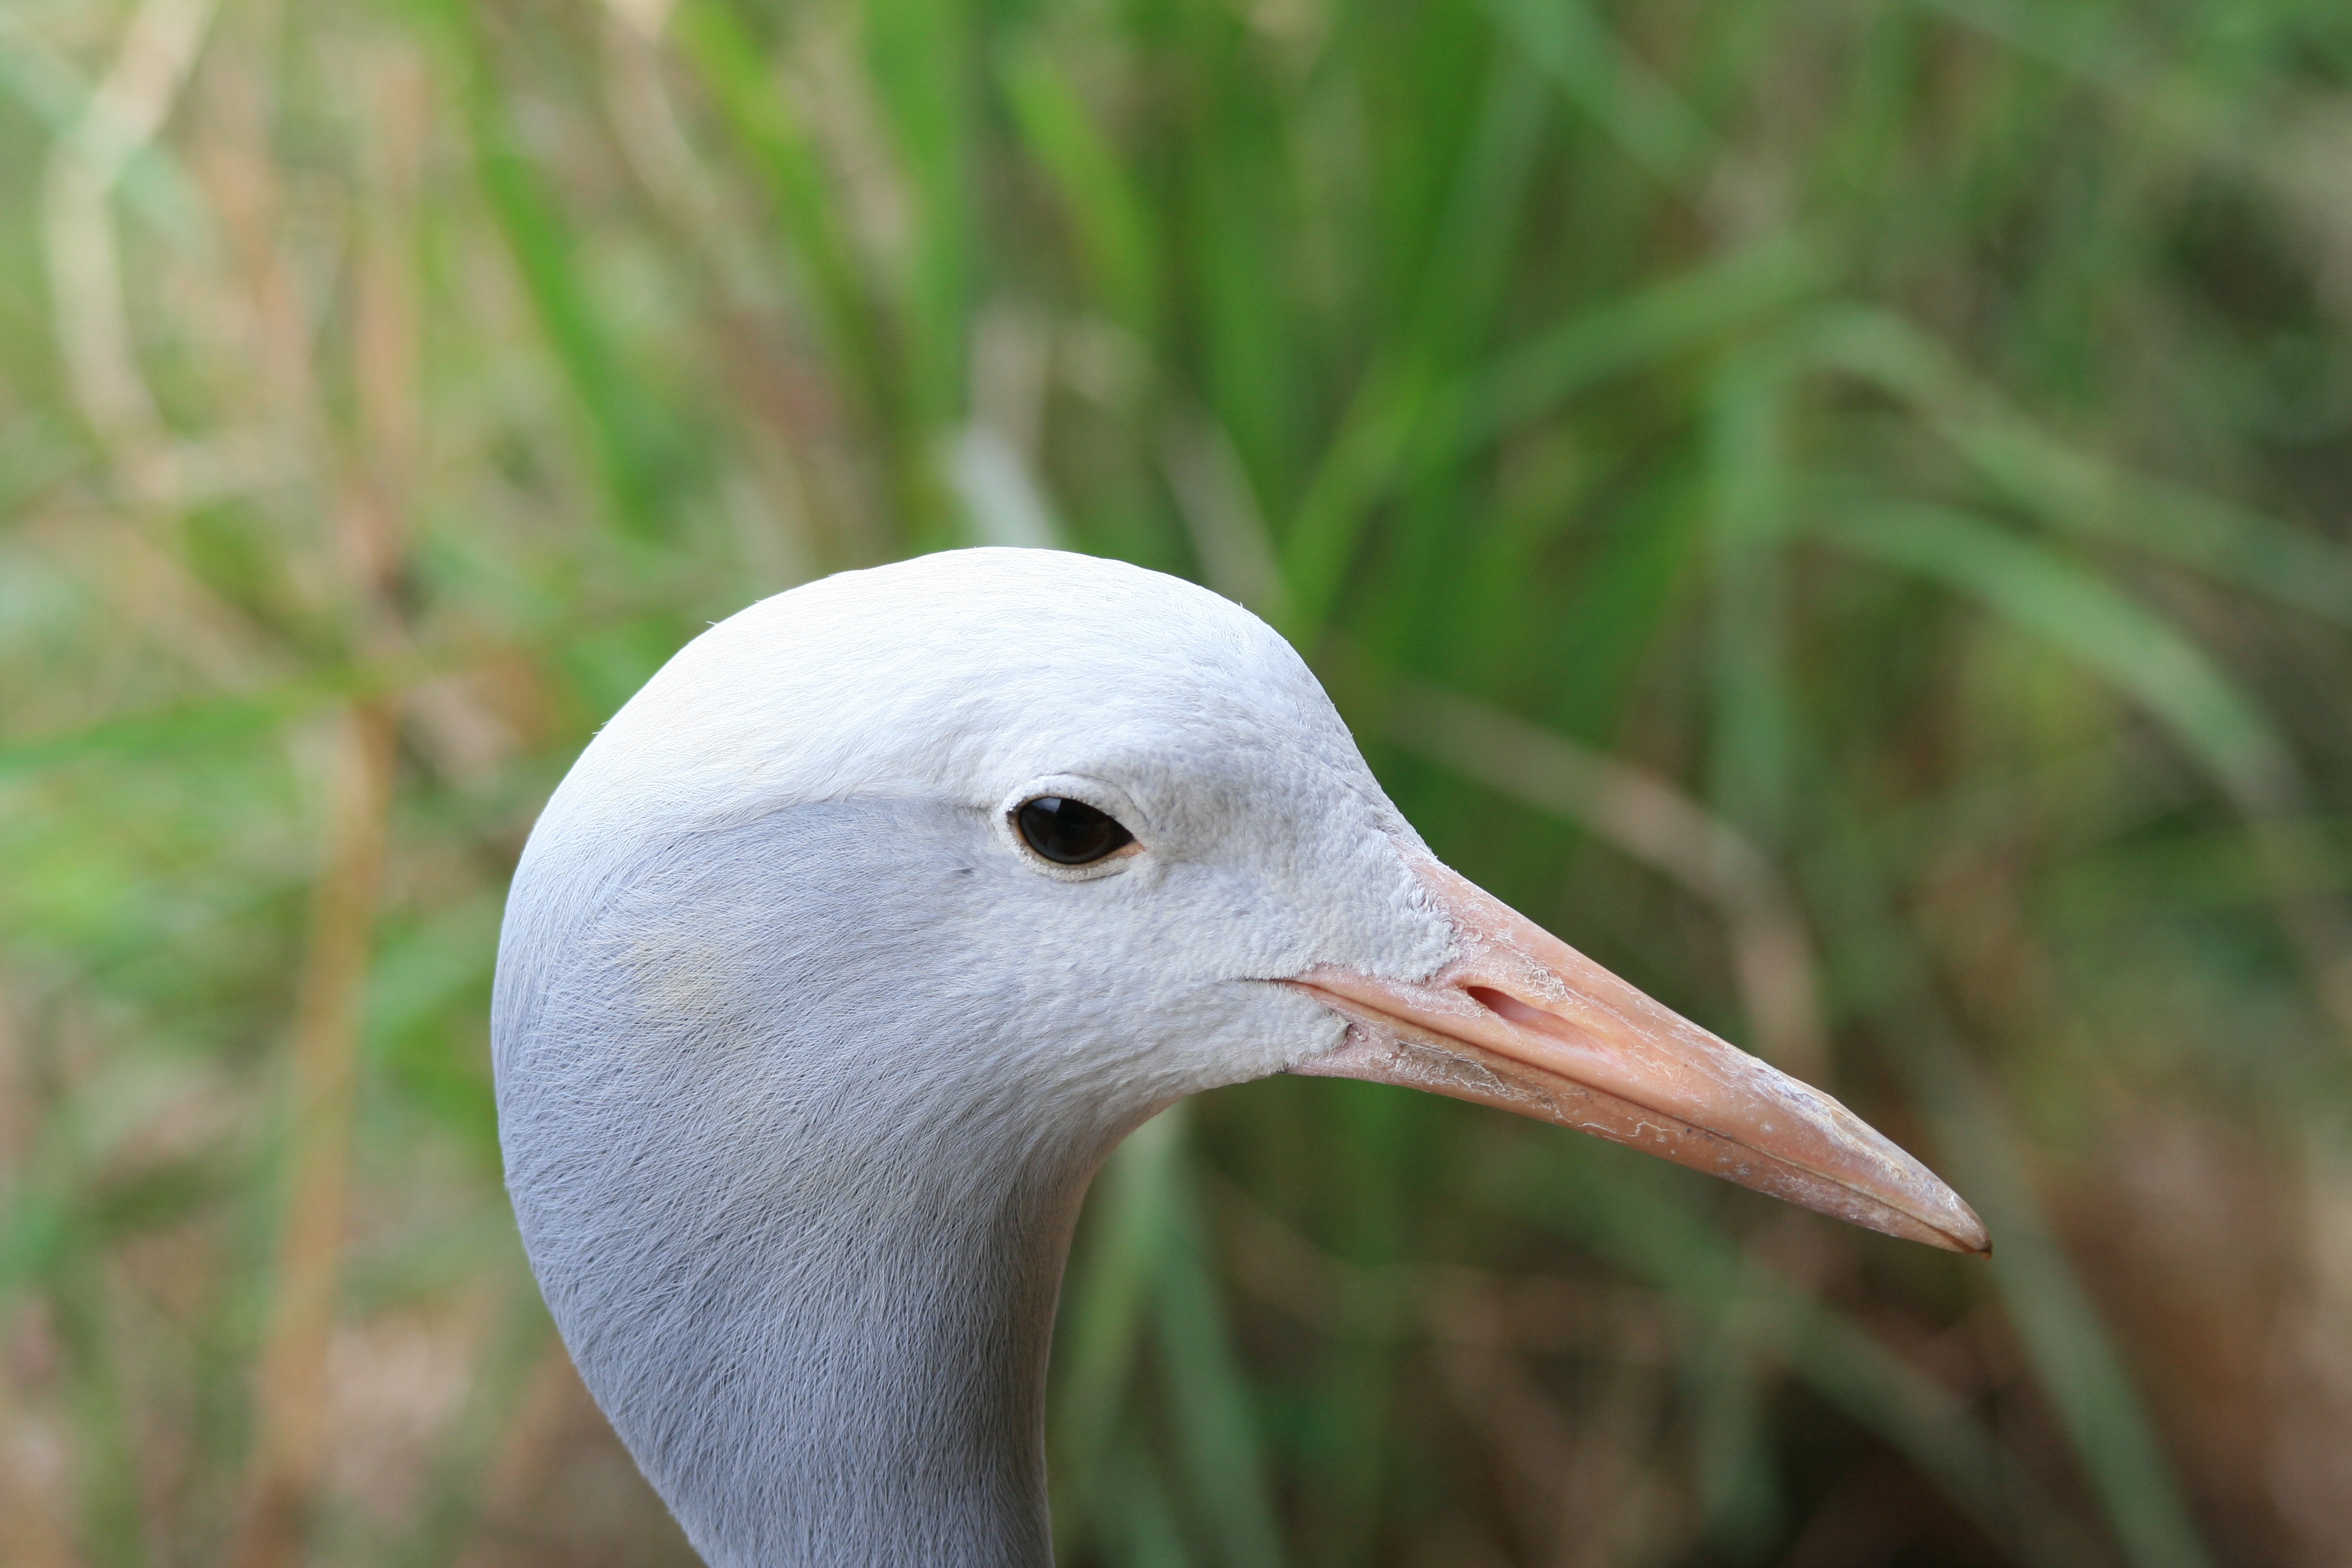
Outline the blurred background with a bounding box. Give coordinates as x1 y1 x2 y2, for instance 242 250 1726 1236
3 0 2351 1564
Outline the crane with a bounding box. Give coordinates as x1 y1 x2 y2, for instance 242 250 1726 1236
492 547 1984 1567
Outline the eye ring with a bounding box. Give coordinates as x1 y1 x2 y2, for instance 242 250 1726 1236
1013 795 1136 867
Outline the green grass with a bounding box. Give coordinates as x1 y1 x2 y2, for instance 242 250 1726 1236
2 0 2350 1563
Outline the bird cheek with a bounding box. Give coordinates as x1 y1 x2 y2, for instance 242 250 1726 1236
1249 979 1353 1077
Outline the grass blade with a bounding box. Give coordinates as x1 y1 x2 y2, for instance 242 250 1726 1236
1818 501 2299 814
1053 1108 1186 1559
1157 1163 1288 1568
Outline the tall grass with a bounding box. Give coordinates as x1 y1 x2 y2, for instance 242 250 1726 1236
2 0 2350 1564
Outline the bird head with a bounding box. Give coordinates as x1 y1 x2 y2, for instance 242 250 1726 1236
501 546 1984 1256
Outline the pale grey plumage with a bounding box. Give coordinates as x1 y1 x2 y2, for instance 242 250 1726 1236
494 550 1455 1566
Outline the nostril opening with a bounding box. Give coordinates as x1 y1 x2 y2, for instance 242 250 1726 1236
1466 985 1549 1028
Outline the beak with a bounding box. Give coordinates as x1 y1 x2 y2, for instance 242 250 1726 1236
1288 857 1988 1255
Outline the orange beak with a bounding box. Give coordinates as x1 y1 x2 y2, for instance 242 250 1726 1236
1289 857 1988 1255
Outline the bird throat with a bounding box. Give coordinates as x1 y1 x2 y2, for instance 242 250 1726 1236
512 1049 1108 1567
495 802 1135 1567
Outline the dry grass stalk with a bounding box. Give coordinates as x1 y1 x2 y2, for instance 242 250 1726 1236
227 42 427 1565
0 1406 84 1568
0 982 83 1568
227 699 398 1568
41 0 215 503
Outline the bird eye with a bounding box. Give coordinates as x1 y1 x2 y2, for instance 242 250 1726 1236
1014 796 1135 866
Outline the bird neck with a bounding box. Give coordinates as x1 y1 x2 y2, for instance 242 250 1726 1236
512 1059 1115 1568
667 1145 1096 1567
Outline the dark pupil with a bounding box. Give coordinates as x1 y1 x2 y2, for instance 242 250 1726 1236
1016 797 1134 865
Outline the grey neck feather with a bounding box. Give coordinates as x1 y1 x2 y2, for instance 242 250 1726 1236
495 799 1154 1567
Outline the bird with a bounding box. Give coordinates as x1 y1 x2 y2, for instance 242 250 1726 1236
492 546 1985 1568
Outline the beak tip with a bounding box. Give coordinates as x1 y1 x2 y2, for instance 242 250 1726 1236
1922 1198 1991 1258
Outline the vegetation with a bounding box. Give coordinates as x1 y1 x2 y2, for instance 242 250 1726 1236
3 0 2350 1563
